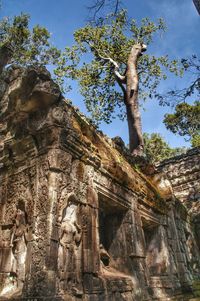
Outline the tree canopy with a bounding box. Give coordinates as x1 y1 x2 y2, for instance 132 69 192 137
161 55 200 147
164 101 200 147
143 133 187 163
158 55 200 107
55 10 181 154
56 10 180 123
0 13 60 73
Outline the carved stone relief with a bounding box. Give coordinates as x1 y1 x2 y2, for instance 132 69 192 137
57 194 83 297
0 199 32 298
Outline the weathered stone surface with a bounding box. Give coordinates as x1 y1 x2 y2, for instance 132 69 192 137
157 148 200 209
0 66 199 300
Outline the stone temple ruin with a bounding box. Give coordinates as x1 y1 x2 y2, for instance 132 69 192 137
0 66 200 301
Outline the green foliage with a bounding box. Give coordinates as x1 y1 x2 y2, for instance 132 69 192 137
0 13 60 67
55 10 181 124
160 55 199 148
180 55 200 100
158 55 199 106
191 134 200 147
164 101 200 147
143 132 186 163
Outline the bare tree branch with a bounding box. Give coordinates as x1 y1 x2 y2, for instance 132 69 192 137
97 52 126 82
87 0 122 22
115 73 126 95
87 0 106 21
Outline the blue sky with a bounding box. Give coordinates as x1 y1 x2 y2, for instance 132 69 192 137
1 0 200 147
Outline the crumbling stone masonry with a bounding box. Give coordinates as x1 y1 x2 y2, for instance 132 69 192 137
0 66 200 301
157 149 200 271
157 148 200 205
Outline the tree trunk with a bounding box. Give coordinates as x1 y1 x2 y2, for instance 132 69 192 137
0 46 12 75
125 44 146 156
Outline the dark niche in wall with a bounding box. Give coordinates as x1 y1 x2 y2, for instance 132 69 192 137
98 193 127 270
142 217 168 276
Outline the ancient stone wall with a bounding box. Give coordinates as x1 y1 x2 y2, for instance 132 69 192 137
157 148 200 206
157 148 200 278
0 66 199 301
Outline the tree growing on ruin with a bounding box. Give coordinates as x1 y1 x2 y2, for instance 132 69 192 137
143 132 187 163
0 13 60 73
55 10 181 155
164 101 200 147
